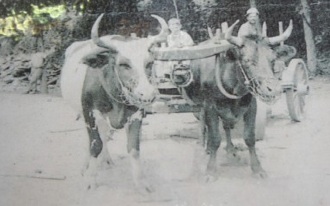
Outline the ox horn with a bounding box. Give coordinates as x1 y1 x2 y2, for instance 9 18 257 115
225 20 243 47
148 14 170 44
91 13 118 51
267 20 293 45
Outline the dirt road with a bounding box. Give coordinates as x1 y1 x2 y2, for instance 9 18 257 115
0 77 330 206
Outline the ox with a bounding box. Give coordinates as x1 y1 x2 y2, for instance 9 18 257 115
61 14 168 192
166 19 295 179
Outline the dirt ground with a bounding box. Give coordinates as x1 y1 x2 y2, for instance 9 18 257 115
0 76 330 206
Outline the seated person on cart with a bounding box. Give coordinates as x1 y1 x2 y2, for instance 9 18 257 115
167 18 194 48
166 18 194 86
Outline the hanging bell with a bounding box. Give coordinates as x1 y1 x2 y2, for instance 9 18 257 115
170 63 193 87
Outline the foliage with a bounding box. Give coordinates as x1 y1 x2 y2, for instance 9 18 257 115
1 0 330 92
0 4 67 39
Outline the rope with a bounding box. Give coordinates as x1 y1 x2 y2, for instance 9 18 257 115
172 0 179 19
236 61 281 104
96 69 127 105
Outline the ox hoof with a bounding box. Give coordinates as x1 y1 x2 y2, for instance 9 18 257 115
225 145 236 154
252 169 268 179
86 182 98 191
203 173 218 183
225 147 240 160
135 180 155 195
84 174 98 191
83 171 98 191
98 157 114 170
81 163 89 177
135 178 155 195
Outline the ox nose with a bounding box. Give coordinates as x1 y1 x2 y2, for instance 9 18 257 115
134 85 158 104
260 79 281 96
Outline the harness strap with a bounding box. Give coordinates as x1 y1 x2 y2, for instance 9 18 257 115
96 69 126 105
96 67 147 107
214 54 243 99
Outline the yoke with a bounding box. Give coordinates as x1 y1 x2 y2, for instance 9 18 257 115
152 40 233 61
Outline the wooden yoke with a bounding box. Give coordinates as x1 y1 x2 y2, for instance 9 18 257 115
152 21 233 61
152 41 233 61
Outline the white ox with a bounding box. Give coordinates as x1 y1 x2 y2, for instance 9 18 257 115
61 14 168 193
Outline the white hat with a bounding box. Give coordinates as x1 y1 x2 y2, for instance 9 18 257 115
246 8 259 15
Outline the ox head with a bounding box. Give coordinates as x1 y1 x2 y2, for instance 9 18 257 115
89 14 169 107
225 20 295 103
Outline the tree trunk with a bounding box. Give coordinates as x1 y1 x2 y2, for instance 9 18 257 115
301 0 317 75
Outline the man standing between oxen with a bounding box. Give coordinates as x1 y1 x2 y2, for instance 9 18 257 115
238 7 262 38
238 8 291 79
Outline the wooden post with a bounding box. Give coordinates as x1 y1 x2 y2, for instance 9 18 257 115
221 22 228 40
278 21 284 46
207 27 214 38
215 29 221 38
262 22 267 37
221 22 228 33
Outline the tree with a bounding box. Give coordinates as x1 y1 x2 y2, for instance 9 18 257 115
300 0 317 75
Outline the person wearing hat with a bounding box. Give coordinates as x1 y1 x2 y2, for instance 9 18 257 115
238 8 262 38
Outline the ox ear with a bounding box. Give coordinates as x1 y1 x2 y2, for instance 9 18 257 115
225 48 240 61
274 45 297 63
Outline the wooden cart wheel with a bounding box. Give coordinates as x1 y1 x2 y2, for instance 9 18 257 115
255 99 267 140
285 59 309 122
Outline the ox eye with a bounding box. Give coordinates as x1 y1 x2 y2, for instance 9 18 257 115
119 63 131 70
146 62 154 69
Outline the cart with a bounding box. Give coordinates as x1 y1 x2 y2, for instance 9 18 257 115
255 58 309 139
145 34 309 140
281 58 309 122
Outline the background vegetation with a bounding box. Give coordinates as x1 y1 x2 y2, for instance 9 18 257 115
0 0 329 92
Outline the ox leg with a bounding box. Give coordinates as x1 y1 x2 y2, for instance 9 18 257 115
204 106 221 181
223 122 236 154
126 110 153 194
82 110 103 190
96 129 114 170
96 113 114 169
243 99 267 178
198 107 207 147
